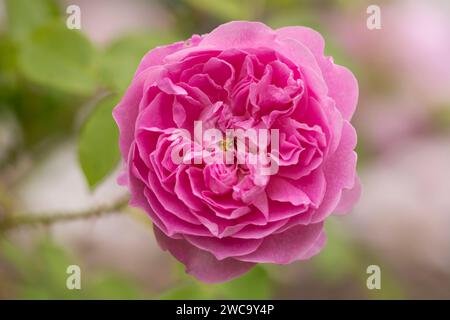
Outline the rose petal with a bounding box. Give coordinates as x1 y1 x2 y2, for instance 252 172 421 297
312 121 357 222
200 21 276 49
276 26 358 120
184 235 263 260
113 66 164 158
154 226 255 283
276 26 325 59
321 60 359 121
236 222 324 264
334 175 361 215
266 177 311 206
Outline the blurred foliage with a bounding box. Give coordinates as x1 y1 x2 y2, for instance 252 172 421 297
0 236 148 299
312 221 406 299
0 235 274 300
0 36 18 99
5 0 60 42
1 0 95 159
431 105 450 131
161 265 272 300
183 0 257 21
313 221 361 283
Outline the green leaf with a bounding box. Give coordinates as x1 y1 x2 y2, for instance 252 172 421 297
17 22 97 95
5 0 60 41
78 95 121 189
100 34 178 93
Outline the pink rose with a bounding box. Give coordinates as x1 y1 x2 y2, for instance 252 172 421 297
113 21 360 283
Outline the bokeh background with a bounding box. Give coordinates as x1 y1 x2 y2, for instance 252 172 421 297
0 0 449 299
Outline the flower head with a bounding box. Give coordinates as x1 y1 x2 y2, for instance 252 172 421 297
113 21 360 283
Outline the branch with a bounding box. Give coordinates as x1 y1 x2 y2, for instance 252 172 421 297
0 195 130 232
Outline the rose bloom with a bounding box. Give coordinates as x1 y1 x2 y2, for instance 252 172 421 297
113 21 360 283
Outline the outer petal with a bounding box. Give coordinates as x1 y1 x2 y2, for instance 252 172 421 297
184 235 263 260
334 175 361 215
312 121 358 222
321 61 359 121
302 230 327 259
274 38 322 76
135 35 202 75
113 66 164 158
154 227 254 283
276 26 325 60
200 21 276 49
235 222 324 264
126 144 168 234
276 26 358 120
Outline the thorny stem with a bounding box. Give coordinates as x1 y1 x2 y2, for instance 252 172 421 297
0 195 130 232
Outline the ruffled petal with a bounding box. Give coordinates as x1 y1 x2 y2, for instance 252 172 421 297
184 235 263 260
276 26 358 120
